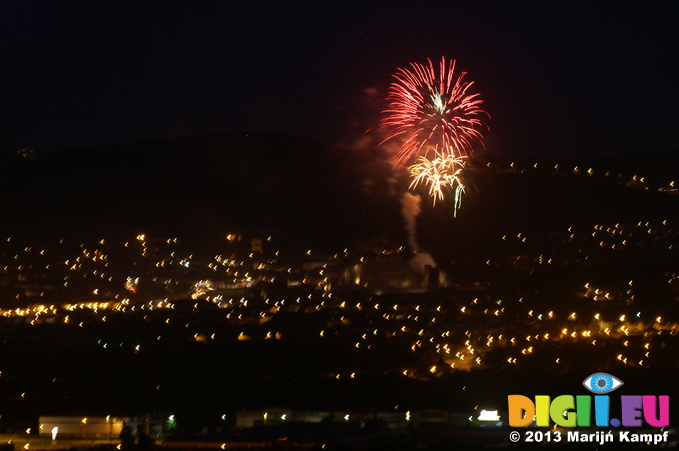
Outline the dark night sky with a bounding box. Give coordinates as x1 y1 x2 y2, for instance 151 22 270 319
2 1 678 158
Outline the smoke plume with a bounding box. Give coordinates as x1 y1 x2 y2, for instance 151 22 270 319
401 192 436 272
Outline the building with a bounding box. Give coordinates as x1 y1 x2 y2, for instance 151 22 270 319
39 416 125 439
128 411 173 436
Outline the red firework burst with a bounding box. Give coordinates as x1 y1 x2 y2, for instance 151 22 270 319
381 57 489 167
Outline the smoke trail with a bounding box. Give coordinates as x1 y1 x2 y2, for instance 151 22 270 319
401 191 420 250
401 192 436 272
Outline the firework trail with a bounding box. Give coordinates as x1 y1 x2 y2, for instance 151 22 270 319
381 57 489 167
381 58 488 272
409 153 467 215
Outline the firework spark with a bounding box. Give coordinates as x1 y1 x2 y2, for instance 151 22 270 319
409 153 467 214
382 57 489 167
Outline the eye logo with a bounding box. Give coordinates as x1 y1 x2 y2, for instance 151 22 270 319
583 372 623 393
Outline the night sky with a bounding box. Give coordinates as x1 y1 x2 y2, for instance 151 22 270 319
2 1 678 158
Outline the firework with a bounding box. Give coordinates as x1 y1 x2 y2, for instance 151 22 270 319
409 153 467 214
382 57 489 167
